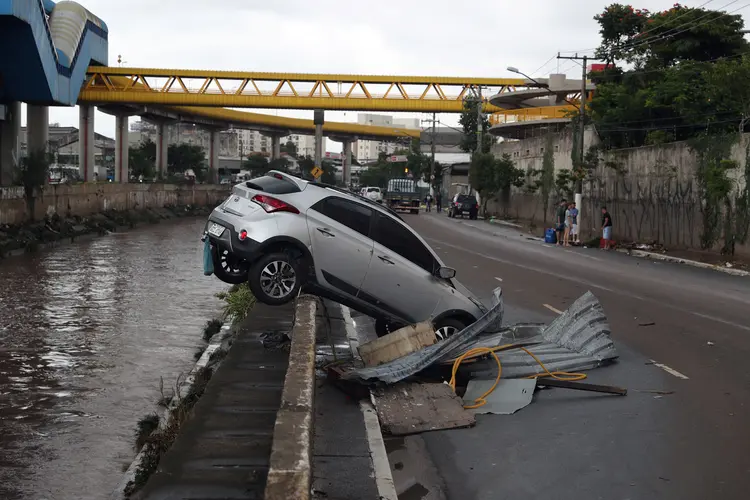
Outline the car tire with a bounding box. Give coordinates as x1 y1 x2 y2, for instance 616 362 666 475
433 317 468 341
212 246 250 285
248 252 302 306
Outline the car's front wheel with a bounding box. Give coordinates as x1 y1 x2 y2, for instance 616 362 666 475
434 317 468 341
249 252 302 305
212 246 251 285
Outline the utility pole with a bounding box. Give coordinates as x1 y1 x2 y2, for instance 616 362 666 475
466 86 484 194
557 52 601 237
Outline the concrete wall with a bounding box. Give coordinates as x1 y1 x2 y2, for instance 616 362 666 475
490 128 750 256
0 183 230 225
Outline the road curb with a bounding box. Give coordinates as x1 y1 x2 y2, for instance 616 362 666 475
264 295 318 500
620 248 750 277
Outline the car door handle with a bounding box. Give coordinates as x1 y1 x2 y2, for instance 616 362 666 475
378 255 395 265
316 227 335 237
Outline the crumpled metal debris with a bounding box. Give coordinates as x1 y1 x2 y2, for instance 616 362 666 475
344 290 617 385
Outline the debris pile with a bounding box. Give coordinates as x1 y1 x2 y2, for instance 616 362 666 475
327 289 627 436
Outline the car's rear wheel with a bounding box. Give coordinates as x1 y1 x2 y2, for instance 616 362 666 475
434 317 468 341
212 246 250 285
249 252 301 305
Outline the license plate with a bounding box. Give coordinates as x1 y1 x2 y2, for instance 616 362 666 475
208 223 225 237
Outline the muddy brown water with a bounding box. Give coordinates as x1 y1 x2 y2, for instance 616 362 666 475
0 218 227 500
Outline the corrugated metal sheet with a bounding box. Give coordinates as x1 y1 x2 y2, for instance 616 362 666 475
345 290 617 385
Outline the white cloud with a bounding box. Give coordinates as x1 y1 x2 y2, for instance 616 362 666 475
22 0 740 150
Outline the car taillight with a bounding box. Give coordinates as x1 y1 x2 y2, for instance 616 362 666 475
238 229 248 241
251 194 299 214
475 204 479 209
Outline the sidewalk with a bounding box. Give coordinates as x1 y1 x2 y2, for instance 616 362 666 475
137 302 294 499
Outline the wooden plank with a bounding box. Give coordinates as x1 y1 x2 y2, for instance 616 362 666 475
371 382 475 436
358 321 435 367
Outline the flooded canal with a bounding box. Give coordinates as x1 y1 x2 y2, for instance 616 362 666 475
0 218 227 500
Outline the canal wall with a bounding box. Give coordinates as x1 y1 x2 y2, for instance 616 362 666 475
489 130 750 258
0 183 230 225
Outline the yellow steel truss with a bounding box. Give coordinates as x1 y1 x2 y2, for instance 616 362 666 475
489 105 576 125
79 67 538 113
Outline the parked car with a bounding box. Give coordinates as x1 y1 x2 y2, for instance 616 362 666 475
203 171 486 340
448 193 479 219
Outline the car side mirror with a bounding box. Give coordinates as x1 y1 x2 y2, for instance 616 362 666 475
436 266 456 279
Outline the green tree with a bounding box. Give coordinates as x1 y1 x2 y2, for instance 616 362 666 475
269 157 289 172
243 153 270 176
168 143 205 178
469 153 498 215
17 148 52 221
280 140 298 157
129 139 156 179
459 98 494 154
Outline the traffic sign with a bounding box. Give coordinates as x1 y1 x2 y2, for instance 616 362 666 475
386 155 408 163
310 166 324 179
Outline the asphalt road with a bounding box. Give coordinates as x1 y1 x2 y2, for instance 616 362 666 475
396 212 750 500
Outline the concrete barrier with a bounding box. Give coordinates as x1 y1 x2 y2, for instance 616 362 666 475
264 295 318 500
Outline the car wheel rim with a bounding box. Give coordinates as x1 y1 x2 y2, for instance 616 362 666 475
259 260 296 299
221 249 247 275
435 325 458 341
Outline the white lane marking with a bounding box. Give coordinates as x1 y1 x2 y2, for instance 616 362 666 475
360 400 398 500
564 249 602 261
650 360 689 380
495 277 503 282
543 304 563 315
340 305 398 500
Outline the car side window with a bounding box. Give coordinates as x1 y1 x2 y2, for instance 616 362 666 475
311 197 372 237
371 213 436 273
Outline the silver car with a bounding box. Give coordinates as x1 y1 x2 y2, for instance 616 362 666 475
203 171 485 339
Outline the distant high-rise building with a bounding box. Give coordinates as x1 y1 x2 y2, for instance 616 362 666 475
353 114 421 161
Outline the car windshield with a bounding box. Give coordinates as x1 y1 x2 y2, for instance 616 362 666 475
367 188 380 192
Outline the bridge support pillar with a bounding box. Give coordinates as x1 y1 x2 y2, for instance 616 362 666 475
271 135 281 160
78 105 96 182
114 114 129 183
342 139 353 188
155 122 168 178
208 129 219 184
27 105 49 154
0 102 20 186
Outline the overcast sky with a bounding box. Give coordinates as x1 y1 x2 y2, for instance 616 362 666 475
27 0 746 150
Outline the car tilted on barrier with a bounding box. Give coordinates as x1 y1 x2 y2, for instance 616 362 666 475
203 171 486 339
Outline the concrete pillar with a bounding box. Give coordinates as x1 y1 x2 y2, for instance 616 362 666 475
547 74 566 106
78 105 96 182
0 101 21 186
271 135 281 160
27 105 49 154
343 139 352 188
208 129 219 183
114 114 129 183
155 122 168 178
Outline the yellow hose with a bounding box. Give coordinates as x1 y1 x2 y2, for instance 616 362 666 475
448 344 588 409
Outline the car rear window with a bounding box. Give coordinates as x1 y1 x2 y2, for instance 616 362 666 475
367 187 380 192
245 174 300 194
457 195 477 204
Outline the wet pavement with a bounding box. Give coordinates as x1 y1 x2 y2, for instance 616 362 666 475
397 212 750 500
0 218 226 500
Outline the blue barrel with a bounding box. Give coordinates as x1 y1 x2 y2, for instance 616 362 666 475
544 228 557 244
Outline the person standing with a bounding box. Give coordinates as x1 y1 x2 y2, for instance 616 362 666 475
555 199 567 246
425 193 433 212
435 192 442 213
563 202 572 246
569 202 579 245
601 206 613 250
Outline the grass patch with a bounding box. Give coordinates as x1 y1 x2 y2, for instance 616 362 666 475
202 318 223 341
135 413 160 450
215 283 256 323
124 367 214 497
